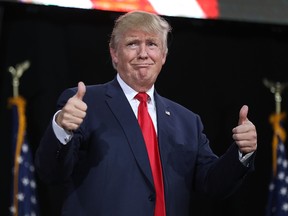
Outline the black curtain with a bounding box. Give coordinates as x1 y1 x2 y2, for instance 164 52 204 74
1 2 288 216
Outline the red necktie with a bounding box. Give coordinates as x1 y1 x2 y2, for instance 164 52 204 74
135 92 166 216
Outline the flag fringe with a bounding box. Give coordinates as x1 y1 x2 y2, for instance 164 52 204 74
8 96 27 216
269 112 286 176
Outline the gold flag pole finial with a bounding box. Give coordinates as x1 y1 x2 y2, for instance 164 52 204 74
263 78 288 176
263 78 288 114
8 60 30 98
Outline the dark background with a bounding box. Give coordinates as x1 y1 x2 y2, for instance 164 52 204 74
1 2 288 216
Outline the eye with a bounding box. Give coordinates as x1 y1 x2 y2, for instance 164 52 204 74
127 41 139 48
148 41 157 47
147 40 160 49
127 42 136 47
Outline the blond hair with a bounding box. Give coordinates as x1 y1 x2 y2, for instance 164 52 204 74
109 10 172 55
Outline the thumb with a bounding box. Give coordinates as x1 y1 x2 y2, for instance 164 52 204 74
75 81 86 100
238 105 249 125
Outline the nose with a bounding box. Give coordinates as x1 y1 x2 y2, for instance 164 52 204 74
138 44 148 58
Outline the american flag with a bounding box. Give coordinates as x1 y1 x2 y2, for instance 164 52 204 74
266 112 288 216
9 96 40 216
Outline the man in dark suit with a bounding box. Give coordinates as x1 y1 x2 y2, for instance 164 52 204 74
35 10 257 216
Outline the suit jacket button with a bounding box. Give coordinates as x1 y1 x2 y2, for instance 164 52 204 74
148 194 155 202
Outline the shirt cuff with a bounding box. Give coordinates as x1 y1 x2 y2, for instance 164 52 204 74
239 151 254 166
52 110 73 145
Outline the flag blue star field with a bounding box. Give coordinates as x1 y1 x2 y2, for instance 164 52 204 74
9 96 40 216
266 112 288 216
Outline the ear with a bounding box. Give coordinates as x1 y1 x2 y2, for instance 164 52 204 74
161 52 167 65
110 47 118 64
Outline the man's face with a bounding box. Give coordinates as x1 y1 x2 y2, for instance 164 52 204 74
110 29 167 92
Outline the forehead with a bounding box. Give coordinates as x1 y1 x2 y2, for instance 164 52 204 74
122 30 160 41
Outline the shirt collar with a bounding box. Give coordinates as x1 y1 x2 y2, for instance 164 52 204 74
117 73 155 103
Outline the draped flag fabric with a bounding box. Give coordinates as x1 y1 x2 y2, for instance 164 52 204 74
8 96 40 216
266 112 288 216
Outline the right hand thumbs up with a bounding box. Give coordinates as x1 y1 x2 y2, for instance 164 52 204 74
75 81 86 100
56 81 88 131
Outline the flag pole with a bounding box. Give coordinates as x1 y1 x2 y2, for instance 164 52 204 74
263 78 288 175
8 60 36 216
263 78 288 114
8 60 30 98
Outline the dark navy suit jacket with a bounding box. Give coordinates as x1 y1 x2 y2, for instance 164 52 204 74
35 77 254 216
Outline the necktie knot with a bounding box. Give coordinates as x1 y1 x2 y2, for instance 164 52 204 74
135 92 148 103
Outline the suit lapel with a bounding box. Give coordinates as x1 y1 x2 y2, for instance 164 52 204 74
154 93 174 189
105 79 154 187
